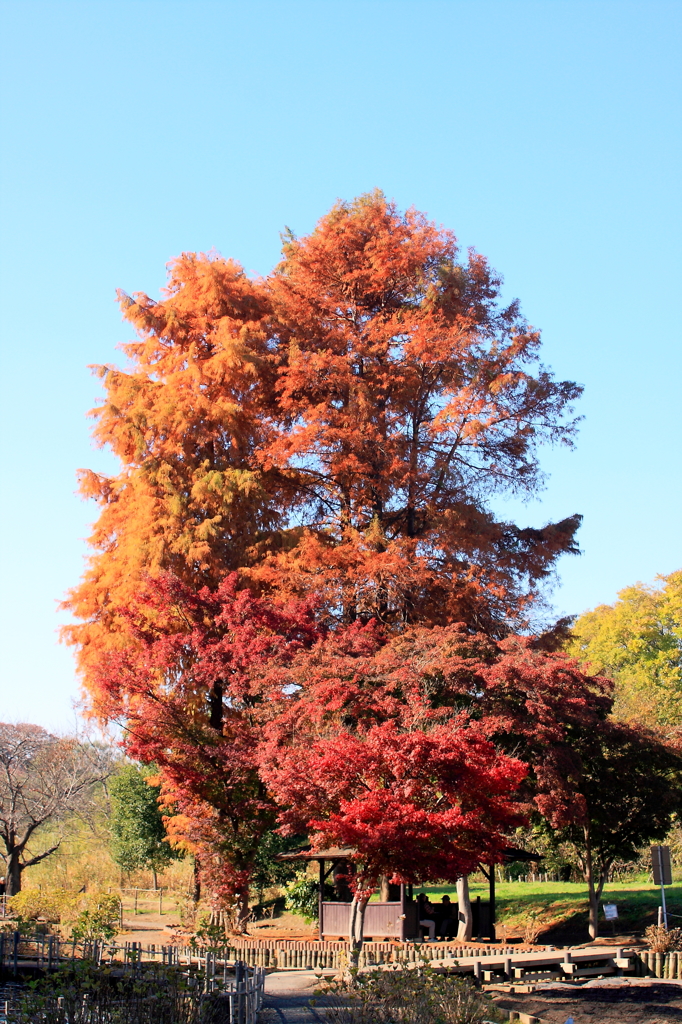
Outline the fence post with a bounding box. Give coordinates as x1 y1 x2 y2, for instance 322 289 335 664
234 960 246 1024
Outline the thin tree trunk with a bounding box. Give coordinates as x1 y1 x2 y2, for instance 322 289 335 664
584 829 599 940
234 889 251 934
348 894 369 965
379 876 390 903
192 856 201 904
456 875 473 941
152 867 158 891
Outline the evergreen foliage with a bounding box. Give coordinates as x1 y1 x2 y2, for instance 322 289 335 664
109 763 177 879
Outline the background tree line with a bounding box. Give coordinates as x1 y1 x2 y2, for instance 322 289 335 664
0 730 298 901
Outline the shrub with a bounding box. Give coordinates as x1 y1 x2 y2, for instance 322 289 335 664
645 924 682 952
522 907 545 945
7 889 79 925
6 889 120 941
70 893 121 941
5 960 223 1024
284 874 333 922
318 963 503 1024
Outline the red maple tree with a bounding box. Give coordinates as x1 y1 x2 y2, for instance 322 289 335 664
92 572 317 927
258 620 621 945
261 711 526 947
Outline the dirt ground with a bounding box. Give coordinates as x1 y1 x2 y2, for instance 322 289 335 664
117 909 317 946
493 979 682 1023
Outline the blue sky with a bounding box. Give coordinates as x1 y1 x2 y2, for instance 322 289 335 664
0 0 680 730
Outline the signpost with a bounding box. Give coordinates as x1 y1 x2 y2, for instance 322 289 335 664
603 902 618 937
651 845 672 929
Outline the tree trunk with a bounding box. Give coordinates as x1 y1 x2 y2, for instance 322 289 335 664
456 875 473 941
6 851 22 896
348 894 369 965
152 867 158 891
587 884 599 939
209 680 224 732
192 856 201 904
233 889 251 934
379 876 390 902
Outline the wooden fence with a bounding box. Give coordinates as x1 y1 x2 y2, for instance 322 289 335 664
631 949 682 978
7 927 680 986
0 932 265 1024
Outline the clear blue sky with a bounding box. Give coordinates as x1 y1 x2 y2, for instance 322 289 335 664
0 0 680 730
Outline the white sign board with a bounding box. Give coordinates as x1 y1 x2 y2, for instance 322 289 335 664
603 903 618 920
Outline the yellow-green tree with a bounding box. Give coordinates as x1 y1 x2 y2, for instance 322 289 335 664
569 570 682 726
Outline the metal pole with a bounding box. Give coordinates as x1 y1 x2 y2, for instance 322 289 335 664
659 846 668 929
318 859 324 942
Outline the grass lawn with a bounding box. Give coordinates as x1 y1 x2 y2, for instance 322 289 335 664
413 877 682 940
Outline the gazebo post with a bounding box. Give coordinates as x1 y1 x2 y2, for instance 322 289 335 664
318 858 324 941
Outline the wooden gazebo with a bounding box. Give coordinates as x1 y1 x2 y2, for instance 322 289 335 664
277 846 416 940
276 845 542 942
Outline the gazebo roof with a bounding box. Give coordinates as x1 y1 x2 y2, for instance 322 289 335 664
275 846 354 863
275 844 542 864
499 846 543 864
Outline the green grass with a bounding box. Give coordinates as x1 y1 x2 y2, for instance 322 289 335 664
412 878 682 938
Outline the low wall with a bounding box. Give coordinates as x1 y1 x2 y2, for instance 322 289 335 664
320 899 491 941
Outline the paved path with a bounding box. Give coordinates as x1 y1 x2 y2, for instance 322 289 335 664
260 970 337 1023
259 994 331 1023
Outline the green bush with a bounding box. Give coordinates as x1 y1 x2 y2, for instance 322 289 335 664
284 874 333 922
70 893 121 941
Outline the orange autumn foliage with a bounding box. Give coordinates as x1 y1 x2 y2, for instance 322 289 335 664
66 192 582 673
65 255 280 697
63 192 584 912
259 193 582 629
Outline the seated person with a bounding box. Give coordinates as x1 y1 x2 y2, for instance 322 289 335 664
333 860 353 902
436 894 455 939
416 892 436 941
